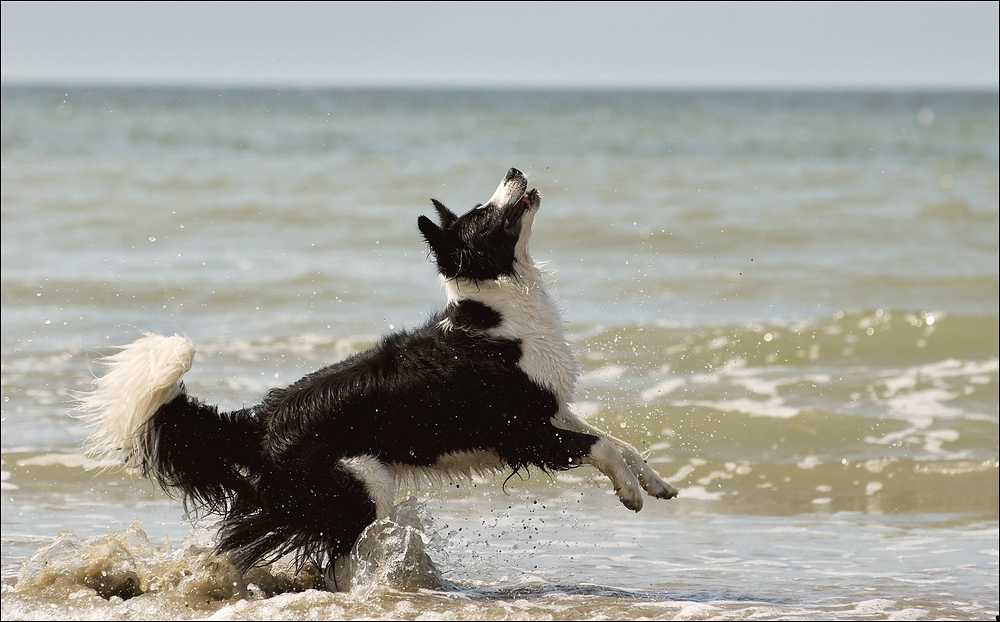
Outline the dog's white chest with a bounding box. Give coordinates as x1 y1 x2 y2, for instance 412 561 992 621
495 288 578 405
445 272 579 405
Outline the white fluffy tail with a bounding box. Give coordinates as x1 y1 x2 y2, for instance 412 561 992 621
76 333 195 466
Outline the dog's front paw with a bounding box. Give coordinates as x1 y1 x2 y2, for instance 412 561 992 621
586 438 646 512
643 475 679 500
621 451 680 500
618 486 644 512
614 477 644 512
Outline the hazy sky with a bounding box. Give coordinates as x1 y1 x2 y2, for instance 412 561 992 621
2 1 998 88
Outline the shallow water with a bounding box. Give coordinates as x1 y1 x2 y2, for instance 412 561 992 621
2 86 998 619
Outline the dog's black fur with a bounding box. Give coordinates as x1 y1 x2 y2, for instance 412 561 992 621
82 168 677 586
147 297 599 571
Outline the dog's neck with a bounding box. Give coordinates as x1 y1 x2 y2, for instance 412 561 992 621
442 262 579 405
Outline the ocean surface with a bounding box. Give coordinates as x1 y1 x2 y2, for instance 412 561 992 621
1 86 997 620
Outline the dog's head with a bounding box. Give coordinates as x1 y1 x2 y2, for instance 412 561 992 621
419 167 539 281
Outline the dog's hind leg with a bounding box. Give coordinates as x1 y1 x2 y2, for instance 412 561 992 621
323 456 396 592
325 554 353 593
553 410 678 500
341 455 396 520
219 456 395 592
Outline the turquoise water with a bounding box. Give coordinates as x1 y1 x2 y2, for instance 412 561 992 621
2 86 997 619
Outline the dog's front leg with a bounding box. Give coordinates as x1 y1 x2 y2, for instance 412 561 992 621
538 426 645 512
554 410 679 499
582 436 645 511
614 439 679 499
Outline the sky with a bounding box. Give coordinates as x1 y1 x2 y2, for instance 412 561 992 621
1 1 998 88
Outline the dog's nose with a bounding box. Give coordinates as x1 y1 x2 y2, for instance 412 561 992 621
504 168 523 182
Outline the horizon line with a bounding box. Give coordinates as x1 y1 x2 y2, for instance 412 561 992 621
3 79 998 93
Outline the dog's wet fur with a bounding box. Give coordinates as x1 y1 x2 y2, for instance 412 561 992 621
77 168 678 590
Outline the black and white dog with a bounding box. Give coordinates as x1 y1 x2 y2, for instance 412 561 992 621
78 168 678 588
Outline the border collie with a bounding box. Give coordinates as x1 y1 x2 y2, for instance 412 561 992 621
77 168 678 589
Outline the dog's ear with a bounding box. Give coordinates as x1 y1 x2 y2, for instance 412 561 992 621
418 215 455 258
430 199 457 228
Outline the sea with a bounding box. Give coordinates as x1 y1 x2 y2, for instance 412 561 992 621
1 86 997 620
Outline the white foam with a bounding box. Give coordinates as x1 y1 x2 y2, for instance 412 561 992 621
1 470 16 491
674 602 720 618
677 485 724 501
665 463 698 483
804 374 833 384
16 453 119 471
707 336 729 350
916 358 998 380
864 425 963 457
205 334 365 363
640 378 685 402
922 428 961 454
676 397 800 419
580 364 626 382
696 470 734 486
731 376 786 397
873 358 999 423
570 400 602 419
884 388 962 418
797 456 822 469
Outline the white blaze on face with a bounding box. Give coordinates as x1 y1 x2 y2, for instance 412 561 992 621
486 173 528 210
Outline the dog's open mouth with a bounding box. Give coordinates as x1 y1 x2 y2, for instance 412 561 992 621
505 189 537 227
